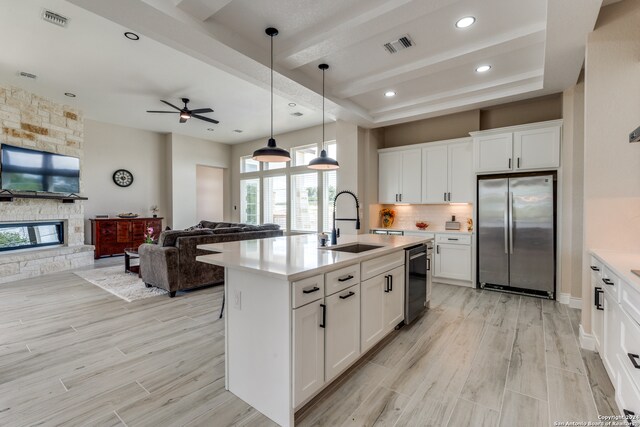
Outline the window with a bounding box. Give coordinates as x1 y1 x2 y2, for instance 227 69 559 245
291 173 318 232
264 175 287 229
264 161 286 170
292 144 318 167
240 179 260 225
323 170 337 232
326 141 337 160
240 156 259 173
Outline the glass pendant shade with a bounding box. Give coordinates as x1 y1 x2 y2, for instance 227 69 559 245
308 63 339 170
253 27 291 163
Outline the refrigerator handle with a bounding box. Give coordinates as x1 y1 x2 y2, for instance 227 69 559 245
504 192 509 254
509 191 514 254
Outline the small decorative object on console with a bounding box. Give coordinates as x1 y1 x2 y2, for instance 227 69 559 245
415 221 429 230
380 208 396 229
150 205 159 218
117 212 139 218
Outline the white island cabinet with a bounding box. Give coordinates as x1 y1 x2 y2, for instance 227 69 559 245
197 233 431 427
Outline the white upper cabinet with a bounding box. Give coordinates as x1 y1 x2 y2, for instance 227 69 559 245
378 149 421 204
422 139 473 204
472 120 562 174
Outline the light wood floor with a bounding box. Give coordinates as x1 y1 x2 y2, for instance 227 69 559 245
0 262 616 427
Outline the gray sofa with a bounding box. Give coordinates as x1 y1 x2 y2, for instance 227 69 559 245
138 221 283 297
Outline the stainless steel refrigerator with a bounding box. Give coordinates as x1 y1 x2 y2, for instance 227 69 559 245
477 173 556 298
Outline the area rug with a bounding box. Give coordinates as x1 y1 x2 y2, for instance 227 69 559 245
74 266 167 302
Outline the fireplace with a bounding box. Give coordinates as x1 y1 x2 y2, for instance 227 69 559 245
0 221 64 252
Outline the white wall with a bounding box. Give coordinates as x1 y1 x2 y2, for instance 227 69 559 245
196 165 224 221
83 119 168 241
582 0 640 333
168 133 231 229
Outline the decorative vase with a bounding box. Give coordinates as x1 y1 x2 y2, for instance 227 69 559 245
382 215 394 228
153 214 158 218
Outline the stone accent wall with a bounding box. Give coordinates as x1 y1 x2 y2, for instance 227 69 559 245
0 85 93 284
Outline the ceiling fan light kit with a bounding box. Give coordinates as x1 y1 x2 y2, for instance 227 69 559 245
253 27 291 163
308 63 339 170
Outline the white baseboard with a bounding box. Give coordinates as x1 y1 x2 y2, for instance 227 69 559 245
579 324 596 351
559 293 570 304
569 297 582 310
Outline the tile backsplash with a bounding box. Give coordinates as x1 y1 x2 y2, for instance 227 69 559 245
369 204 474 231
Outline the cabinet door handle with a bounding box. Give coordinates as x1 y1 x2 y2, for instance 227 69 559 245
427 257 431 271
339 291 355 300
395 194 398 202
508 158 512 169
594 287 604 310
384 275 390 293
517 157 520 168
623 409 636 427
436 245 440 254
602 278 614 286
444 192 447 201
628 353 640 369
448 238 458 241
319 303 326 328
400 194 402 202
338 275 354 282
590 266 600 271
448 192 451 201
389 275 393 292
303 286 320 294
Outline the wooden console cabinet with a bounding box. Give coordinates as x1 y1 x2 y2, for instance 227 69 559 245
90 217 163 259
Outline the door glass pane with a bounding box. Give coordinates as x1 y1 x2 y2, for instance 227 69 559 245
240 179 260 225
292 144 318 167
291 173 318 232
323 170 337 232
240 156 259 173
264 175 287 229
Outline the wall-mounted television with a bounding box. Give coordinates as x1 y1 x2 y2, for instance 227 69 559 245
0 144 80 194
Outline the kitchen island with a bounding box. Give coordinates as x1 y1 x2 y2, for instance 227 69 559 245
197 233 432 427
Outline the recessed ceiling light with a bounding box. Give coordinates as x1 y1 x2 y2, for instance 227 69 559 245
384 91 396 97
124 31 140 41
64 92 76 98
288 102 296 107
455 16 476 28
233 129 243 133
291 112 303 117
207 128 214 131
475 65 491 73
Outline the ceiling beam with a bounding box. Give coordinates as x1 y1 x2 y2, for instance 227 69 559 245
334 24 546 99
174 0 234 21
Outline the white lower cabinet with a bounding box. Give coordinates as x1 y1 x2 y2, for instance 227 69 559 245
360 265 405 353
325 284 361 382
590 259 604 352
293 300 325 406
603 290 621 382
433 241 471 281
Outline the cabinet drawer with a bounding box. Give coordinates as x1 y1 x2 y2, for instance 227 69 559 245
602 266 620 300
361 251 404 281
292 274 325 308
615 352 640 425
435 234 471 245
325 264 360 296
621 281 640 341
620 308 640 391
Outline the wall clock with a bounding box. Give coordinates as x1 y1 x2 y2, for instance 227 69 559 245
113 169 134 187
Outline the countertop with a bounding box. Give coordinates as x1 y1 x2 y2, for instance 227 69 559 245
197 233 432 282
590 249 640 289
370 227 473 235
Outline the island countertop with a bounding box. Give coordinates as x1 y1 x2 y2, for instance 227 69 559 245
196 233 432 282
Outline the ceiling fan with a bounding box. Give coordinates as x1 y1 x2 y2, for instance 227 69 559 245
146 98 219 124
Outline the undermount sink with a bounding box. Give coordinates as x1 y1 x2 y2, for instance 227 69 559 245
323 244 383 253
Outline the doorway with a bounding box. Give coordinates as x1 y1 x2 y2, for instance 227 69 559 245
196 165 224 222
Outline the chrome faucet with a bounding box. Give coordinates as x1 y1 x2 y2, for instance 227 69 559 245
331 190 361 245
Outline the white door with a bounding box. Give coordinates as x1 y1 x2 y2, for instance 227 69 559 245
360 276 385 353
603 291 620 381
325 284 361 381
384 266 405 332
378 152 400 203
399 149 422 203
474 133 513 173
513 126 560 170
422 145 448 203
293 300 325 407
433 243 471 281
448 142 473 203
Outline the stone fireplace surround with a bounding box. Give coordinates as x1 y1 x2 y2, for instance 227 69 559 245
0 85 94 285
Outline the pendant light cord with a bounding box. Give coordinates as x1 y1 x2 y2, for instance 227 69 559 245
322 66 325 151
270 33 274 140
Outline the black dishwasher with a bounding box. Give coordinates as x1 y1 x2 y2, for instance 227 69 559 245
404 243 431 324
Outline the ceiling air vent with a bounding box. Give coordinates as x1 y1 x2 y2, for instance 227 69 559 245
42 9 69 27
18 71 37 80
383 34 414 54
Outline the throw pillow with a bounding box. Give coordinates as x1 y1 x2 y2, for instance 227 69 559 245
158 229 213 247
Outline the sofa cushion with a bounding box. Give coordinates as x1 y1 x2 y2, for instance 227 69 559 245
210 227 244 234
158 229 213 247
185 223 203 231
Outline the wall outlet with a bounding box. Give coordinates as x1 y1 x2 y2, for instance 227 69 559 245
233 290 242 310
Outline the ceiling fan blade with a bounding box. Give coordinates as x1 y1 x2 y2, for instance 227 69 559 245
190 108 214 114
161 100 182 110
192 114 219 124
179 117 188 123
147 110 179 113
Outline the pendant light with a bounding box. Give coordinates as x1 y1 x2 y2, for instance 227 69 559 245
308 63 339 170
253 27 291 163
